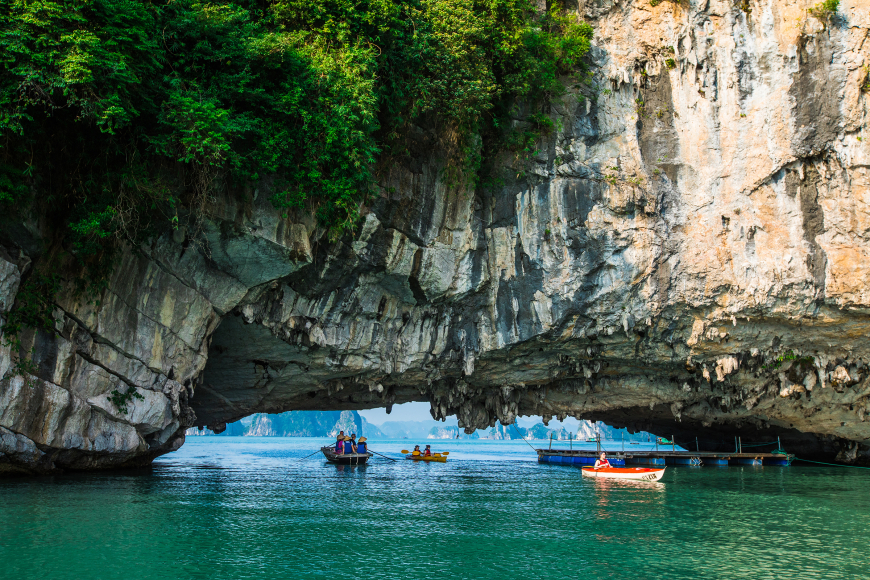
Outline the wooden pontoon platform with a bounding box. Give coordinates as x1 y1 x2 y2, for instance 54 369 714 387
537 449 793 467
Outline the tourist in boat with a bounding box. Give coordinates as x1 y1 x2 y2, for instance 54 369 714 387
335 431 345 454
412 445 421 456
424 445 432 457
594 452 611 469
348 433 358 454
356 437 367 454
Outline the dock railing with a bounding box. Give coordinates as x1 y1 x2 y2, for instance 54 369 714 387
536 435 794 467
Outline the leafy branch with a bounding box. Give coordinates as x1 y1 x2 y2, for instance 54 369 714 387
108 386 146 415
761 350 814 371
1 0 597 253
1 274 60 383
807 0 839 24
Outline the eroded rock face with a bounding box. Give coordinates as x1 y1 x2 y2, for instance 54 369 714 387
1 0 869 474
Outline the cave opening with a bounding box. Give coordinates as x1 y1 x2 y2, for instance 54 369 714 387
187 400 666 449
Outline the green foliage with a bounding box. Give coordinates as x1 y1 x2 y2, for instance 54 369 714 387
634 98 646 117
761 350 814 371
0 273 60 382
1 273 60 343
108 385 145 414
808 0 838 22
665 58 676 69
1 0 594 247
0 164 29 205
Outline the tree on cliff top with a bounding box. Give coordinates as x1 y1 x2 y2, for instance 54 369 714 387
0 0 592 262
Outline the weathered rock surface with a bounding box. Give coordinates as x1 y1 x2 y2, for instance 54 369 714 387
2 0 869 473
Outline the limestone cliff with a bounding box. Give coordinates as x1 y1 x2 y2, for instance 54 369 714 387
2 0 869 474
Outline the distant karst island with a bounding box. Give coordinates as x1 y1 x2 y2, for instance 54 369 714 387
186 410 653 442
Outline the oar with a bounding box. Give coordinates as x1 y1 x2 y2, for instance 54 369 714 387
368 449 397 462
297 448 327 462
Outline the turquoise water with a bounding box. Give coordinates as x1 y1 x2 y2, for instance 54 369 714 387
2 437 869 580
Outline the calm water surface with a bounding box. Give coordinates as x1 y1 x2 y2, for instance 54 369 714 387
2 437 869 580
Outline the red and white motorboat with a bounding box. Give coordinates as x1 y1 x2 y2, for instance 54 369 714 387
581 466 665 481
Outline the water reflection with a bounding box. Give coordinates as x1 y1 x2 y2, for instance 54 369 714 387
588 478 666 493
332 464 368 474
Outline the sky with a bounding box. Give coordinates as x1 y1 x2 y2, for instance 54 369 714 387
358 402 583 430
358 402 437 423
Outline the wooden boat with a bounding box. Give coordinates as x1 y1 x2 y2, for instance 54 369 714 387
321 446 372 465
581 466 665 481
405 453 447 463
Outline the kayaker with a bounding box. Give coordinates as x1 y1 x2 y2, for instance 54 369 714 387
424 445 432 457
412 445 421 456
357 437 367 454
594 452 611 469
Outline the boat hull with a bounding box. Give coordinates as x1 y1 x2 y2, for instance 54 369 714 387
405 454 447 462
581 467 665 481
321 446 372 465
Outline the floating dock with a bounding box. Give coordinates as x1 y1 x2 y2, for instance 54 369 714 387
537 449 793 467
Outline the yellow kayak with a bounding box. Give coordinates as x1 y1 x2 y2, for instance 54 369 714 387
405 453 447 463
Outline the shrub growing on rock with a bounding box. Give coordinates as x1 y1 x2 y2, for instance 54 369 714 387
0 0 594 250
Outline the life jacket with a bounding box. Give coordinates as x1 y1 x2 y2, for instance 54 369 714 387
336 440 344 454
357 442 366 454
598 459 611 468
424 448 432 456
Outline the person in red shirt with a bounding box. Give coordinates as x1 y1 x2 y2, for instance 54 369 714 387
424 445 432 457
594 452 611 469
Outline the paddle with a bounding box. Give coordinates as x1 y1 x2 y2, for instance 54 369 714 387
297 448 327 462
368 449 397 462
